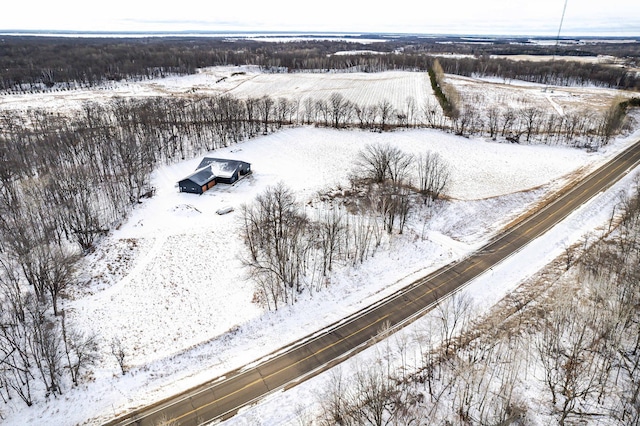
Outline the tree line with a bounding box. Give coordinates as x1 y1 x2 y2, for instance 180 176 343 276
1 36 637 93
0 87 634 267
426 59 639 147
436 55 639 89
447 95 639 147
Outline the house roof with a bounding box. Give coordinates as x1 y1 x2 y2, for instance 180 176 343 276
196 158 249 179
181 166 216 186
179 158 250 187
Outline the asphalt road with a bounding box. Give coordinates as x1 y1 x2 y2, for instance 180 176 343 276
106 140 640 426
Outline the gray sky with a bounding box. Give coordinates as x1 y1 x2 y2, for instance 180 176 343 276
2 0 639 36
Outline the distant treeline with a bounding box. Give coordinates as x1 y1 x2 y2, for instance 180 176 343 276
0 36 638 92
435 56 638 88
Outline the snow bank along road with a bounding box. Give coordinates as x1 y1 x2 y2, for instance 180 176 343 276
106 139 640 426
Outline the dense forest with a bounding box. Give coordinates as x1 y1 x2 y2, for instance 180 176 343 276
1 35 638 92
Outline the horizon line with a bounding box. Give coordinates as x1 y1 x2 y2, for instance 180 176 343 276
1 29 639 40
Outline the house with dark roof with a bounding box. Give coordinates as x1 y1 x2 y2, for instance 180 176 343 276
178 158 251 194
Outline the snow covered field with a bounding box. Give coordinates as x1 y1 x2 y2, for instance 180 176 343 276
449 74 625 115
225 130 640 426
72 128 595 366
0 66 627 121
2 68 639 425
5 121 639 425
0 67 436 115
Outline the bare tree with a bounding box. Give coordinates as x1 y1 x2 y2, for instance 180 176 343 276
257 95 274 135
275 97 291 128
422 97 446 130
110 337 128 376
377 100 394 131
27 298 63 396
373 183 412 235
597 98 626 143
405 96 417 128
500 108 517 138
61 313 99 386
487 106 500 140
329 93 352 129
536 295 608 425
317 368 354 426
315 207 346 276
452 105 478 136
302 97 316 125
436 292 473 356
317 360 408 426
345 213 378 265
316 99 330 127
43 164 108 252
0 290 35 406
416 151 450 203
387 150 413 185
354 104 378 130
39 245 77 317
240 183 311 310
351 360 403 426
520 106 542 143
243 97 259 137
357 143 412 184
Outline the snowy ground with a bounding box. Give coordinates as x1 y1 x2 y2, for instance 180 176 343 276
1 65 630 123
5 120 640 425
448 74 627 115
226 131 640 426
0 67 436 115
2 67 639 425
72 127 594 369
489 54 626 65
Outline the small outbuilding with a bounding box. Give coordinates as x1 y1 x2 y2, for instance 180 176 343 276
178 158 251 194
178 166 217 195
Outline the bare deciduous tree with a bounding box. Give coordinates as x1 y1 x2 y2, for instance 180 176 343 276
240 183 310 310
416 151 450 203
377 100 394 131
315 207 346 276
520 106 542 143
329 93 352 129
110 337 128 376
487 106 500 140
437 292 473 356
27 297 63 396
536 294 609 425
357 143 412 184
61 313 99 386
257 95 274 135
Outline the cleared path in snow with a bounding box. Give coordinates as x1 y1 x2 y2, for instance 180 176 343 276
545 92 565 116
105 138 640 426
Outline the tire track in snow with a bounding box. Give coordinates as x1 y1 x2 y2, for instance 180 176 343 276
100 233 169 297
545 92 564 116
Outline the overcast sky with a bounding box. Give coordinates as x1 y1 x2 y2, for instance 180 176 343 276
2 0 639 36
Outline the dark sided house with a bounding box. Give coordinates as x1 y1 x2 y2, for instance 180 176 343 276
178 158 251 194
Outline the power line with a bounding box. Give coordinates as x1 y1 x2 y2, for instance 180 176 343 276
555 0 569 58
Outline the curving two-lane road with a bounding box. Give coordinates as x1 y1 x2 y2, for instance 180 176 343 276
106 140 640 426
